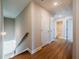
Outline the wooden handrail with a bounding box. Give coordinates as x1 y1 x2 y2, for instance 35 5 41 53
14 32 29 53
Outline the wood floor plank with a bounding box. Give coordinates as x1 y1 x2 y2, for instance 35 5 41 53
12 39 72 59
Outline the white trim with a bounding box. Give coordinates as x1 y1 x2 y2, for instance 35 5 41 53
50 39 55 42
41 40 51 48
15 48 30 56
31 46 42 54
31 40 53 54
9 46 42 58
9 48 32 58
9 40 53 58
27 48 32 54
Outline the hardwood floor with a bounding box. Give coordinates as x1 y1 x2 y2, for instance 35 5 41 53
11 51 31 59
12 39 72 59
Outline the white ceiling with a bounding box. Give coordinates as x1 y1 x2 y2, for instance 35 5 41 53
3 0 31 18
34 0 73 16
3 0 73 18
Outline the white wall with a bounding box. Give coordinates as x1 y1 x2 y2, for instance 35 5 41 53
50 17 55 41
15 2 51 54
3 40 16 55
73 0 79 59
3 17 15 59
32 2 51 51
32 2 42 50
15 2 32 54
4 17 15 41
0 0 3 59
66 17 73 42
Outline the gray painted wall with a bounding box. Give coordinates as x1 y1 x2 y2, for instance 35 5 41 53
15 2 51 54
32 2 42 50
32 2 51 51
15 2 32 54
4 17 15 41
0 0 3 59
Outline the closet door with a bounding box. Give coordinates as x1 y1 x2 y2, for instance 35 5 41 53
41 10 50 46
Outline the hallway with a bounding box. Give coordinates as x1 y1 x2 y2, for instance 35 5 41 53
12 39 72 59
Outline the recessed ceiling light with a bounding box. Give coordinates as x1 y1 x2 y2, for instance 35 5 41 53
53 2 59 6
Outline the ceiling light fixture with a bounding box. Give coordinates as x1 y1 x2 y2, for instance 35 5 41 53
53 2 59 6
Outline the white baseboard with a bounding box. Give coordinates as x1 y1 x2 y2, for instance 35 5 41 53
15 48 31 56
10 46 42 58
31 40 54 54
31 46 42 54
9 40 54 58
41 41 50 47
10 48 32 58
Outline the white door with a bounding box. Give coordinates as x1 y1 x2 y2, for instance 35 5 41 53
41 10 50 46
